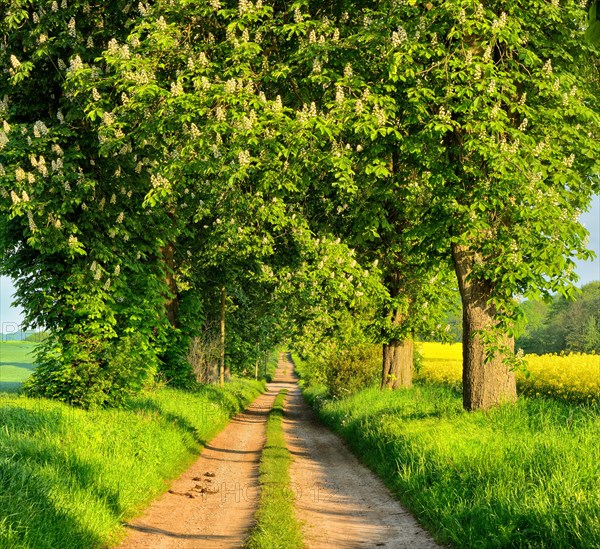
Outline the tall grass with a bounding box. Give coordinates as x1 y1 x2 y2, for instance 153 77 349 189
0 380 264 549
303 383 600 548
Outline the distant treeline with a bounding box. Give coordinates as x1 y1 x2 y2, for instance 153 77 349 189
441 282 600 355
516 282 600 355
0 330 48 343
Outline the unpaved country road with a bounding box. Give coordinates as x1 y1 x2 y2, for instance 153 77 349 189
280 353 440 549
119 376 283 548
119 353 440 548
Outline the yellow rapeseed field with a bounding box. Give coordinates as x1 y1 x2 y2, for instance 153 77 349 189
418 342 600 404
416 342 463 391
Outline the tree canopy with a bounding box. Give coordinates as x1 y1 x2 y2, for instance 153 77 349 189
1 0 598 410
517 282 600 354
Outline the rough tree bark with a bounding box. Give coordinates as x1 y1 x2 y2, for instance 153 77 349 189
452 243 517 411
380 268 414 389
381 337 414 389
220 286 226 386
379 152 414 390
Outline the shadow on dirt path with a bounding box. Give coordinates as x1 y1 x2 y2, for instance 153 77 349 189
119 371 285 549
280 352 441 549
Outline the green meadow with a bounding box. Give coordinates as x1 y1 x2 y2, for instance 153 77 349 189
0 342 37 393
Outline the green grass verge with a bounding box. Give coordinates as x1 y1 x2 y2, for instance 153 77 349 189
0 342 37 392
264 348 281 382
301 383 600 549
245 389 304 549
0 379 264 549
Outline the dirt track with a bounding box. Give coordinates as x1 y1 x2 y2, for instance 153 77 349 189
119 353 439 548
119 384 279 548
280 353 440 548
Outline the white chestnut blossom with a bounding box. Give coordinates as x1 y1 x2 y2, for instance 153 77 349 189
518 118 528 131
15 167 26 181
27 211 37 232
215 105 226 122
170 81 184 96
68 55 83 72
564 154 575 168
238 150 251 165
151 174 170 189
33 121 49 137
392 27 407 47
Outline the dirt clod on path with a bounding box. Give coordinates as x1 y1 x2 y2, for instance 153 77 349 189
280 353 441 549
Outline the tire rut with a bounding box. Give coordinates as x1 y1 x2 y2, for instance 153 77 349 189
281 353 441 549
119 374 284 549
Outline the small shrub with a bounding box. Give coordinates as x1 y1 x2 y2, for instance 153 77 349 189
293 352 328 388
23 332 157 409
325 344 380 399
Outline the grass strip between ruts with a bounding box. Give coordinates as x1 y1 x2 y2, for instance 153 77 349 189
245 389 304 549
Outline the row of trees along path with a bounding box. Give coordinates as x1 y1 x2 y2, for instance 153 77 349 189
120 354 439 548
2 1 599 415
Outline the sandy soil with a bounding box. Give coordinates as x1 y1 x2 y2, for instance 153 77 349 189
280 353 441 549
119 380 280 548
118 353 440 548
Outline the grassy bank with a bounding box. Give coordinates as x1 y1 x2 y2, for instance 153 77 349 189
245 389 303 549
301 381 600 548
0 379 264 549
264 348 282 382
0 342 37 393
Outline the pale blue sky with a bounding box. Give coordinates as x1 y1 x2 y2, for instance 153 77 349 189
1 197 599 329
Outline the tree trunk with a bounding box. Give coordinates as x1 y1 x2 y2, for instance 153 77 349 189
381 338 413 389
219 286 225 386
380 281 414 389
452 243 517 411
162 243 179 327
